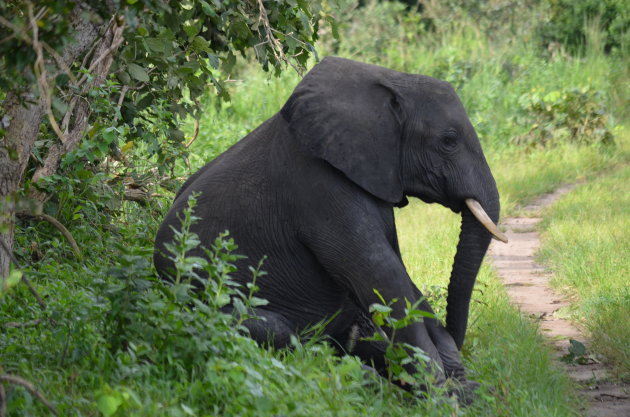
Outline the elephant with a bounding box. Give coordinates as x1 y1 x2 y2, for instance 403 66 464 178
154 57 507 393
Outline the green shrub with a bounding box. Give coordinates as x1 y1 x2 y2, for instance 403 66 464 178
331 0 409 60
513 86 615 147
430 55 479 90
537 0 630 55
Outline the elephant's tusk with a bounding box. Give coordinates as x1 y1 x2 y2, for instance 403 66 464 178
465 199 508 243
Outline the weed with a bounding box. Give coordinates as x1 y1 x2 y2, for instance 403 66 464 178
514 86 615 147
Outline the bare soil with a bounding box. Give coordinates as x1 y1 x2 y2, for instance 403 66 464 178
488 185 630 417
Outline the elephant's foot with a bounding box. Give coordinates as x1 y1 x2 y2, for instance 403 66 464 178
443 377 481 406
359 364 382 388
222 306 296 349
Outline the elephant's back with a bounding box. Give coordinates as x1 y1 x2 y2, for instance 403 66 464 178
153 115 292 279
155 117 273 263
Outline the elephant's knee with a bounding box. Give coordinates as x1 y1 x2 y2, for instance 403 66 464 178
223 306 295 349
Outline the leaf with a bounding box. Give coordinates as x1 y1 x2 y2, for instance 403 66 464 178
181 403 195 416
233 298 247 316
52 96 68 115
248 296 269 307
96 394 122 417
568 339 587 356
101 127 118 144
297 11 312 36
127 63 150 82
145 37 168 53
167 75 180 89
207 53 220 69
183 24 200 38
221 51 236 74
200 0 216 17
117 71 131 85
369 304 393 314
2 269 23 294
372 289 386 304
121 141 133 153
191 36 211 53
326 16 339 40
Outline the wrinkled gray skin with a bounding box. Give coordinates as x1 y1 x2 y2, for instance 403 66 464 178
154 57 500 388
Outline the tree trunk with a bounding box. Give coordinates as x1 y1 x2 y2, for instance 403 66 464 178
0 4 102 277
0 93 46 277
30 17 125 199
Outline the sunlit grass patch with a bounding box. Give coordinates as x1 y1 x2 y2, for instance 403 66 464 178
539 165 630 380
489 143 623 215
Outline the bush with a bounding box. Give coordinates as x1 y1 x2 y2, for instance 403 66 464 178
513 86 615 147
330 0 409 59
537 0 630 55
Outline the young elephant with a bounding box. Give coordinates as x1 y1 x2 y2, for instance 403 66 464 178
154 57 506 392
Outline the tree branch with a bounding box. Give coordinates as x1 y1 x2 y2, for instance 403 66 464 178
3 319 42 328
0 374 58 416
184 119 200 148
76 17 125 88
0 238 46 310
0 15 77 84
27 2 68 146
17 212 82 260
30 15 126 199
255 0 302 74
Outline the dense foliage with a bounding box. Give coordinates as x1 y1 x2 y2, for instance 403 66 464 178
537 0 630 55
0 0 333 278
0 0 329 167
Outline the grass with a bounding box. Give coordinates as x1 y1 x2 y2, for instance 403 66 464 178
490 135 630 215
539 163 630 380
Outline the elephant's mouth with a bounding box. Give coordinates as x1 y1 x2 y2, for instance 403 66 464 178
465 199 508 243
407 190 507 243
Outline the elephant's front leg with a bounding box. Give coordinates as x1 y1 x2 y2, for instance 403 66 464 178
416 298 481 404
221 306 296 349
340 309 448 386
416 297 467 380
299 197 461 388
347 304 480 404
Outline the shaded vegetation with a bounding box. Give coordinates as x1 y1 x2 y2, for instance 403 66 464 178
537 0 630 55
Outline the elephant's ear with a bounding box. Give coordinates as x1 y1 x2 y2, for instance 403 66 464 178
281 57 406 204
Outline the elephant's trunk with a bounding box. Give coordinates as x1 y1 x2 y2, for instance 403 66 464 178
445 195 500 349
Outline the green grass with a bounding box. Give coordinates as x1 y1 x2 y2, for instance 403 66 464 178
490 134 630 215
539 164 630 380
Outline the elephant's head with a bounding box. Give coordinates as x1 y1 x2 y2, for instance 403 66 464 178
281 57 506 349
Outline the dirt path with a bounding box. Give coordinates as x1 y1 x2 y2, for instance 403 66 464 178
488 185 630 417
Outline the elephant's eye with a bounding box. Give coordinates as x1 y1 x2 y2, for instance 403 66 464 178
441 130 458 153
